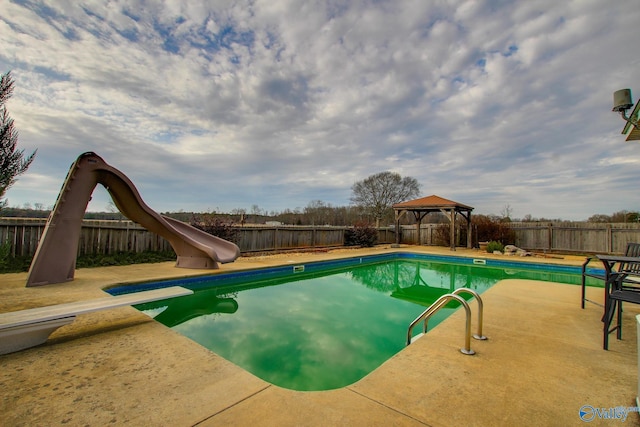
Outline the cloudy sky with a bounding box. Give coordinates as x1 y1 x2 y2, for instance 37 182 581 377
1 0 639 220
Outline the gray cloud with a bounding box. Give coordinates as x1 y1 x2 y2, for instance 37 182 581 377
1 0 639 219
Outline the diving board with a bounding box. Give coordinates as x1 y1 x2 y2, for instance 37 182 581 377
0 286 193 355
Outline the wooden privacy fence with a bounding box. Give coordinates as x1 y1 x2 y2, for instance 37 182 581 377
4 218 639 258
509 222 640 254
239 226 396 251
0 218 397 257
0 218 174 257
399 222 640 254
238 226 346 252
397 224 455 246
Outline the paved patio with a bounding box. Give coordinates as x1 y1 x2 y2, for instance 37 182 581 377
1 246 639 426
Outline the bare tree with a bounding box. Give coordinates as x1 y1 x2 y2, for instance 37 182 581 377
350 171 420 227
250 204 262 216
0 71 36 209
500 204 513 222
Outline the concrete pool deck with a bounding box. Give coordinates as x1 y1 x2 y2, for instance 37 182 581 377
1 246 639 426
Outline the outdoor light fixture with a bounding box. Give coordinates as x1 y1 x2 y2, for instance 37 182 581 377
613 88 640 129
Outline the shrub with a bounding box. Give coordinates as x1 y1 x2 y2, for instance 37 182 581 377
486 241 504 253
0 242 33 273
0 242 10 269
75 251 177 268
344 222 378 247
0 250 178 273
473 215 516 246
0 255 32 273
433 223 471 247
190 214 239 243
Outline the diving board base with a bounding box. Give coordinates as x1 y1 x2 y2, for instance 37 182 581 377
0 316 75 355
0 286 193 355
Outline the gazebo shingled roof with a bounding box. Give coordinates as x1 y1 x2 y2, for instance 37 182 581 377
393 195 473 210
392 195 474 250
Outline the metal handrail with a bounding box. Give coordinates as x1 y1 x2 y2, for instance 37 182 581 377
406 288 487 355
451 288 487 340
406 293 475 354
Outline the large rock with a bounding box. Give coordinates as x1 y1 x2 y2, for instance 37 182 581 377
504 245 531 256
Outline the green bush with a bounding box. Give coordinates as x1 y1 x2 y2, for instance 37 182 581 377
0 251 32 273
0 242 10 269
486 241 504 253
0 250 178 274
75 251 177 268
344 223 378 247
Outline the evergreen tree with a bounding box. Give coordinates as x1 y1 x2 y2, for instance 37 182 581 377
0 71 36 208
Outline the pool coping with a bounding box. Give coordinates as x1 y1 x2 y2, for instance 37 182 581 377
1 246 638 426
105 250 596 295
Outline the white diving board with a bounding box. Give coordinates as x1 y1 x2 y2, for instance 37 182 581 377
0 286 193 355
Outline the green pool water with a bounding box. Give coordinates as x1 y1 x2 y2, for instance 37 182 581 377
134 258 585 391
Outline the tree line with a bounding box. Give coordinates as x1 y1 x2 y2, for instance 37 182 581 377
3 203 639 227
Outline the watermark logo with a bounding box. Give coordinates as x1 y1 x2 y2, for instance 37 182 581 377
579 405 639 422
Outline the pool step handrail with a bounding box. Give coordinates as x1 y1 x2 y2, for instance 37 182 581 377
451 288 487 340
406 287 486 355
406 293 475 355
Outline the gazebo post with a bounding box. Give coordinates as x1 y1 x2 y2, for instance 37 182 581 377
449 209 456 251
467 211 472 249
393 209 406 247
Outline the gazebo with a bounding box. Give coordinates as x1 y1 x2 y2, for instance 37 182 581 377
392 195 474 250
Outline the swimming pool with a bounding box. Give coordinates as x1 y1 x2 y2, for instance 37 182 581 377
108 253 596 391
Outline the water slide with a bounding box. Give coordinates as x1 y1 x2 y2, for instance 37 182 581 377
26 152 241 287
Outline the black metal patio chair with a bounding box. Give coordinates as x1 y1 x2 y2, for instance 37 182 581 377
581 242 640 308
603 270 640 350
